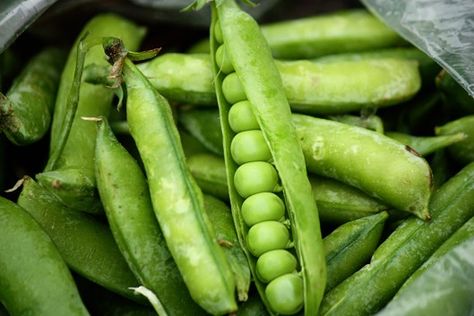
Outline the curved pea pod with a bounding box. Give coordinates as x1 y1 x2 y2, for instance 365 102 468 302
211 1 326 314
204 195 251 301
17 177 142 302
0 48 65 146
95 118 207 315
377 236 474 316
114 49 237 314
436 115 474 165
38 14 145 213
293 114 432 219
323 212 388 291
386 131 467 156
315 47 440 85
0 196 89 316
436 69 474 115
320 162 474 316
140 53 420 114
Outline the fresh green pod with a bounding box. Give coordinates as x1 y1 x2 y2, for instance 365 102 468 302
211 1 326 315
386 131 467 156
38 14 145 213
17 177 141 302
187 152 389 224
138 53 420 114
429 149 453 189
323 212 388 291
293 114 432 219
436 115 474 165
327 114 384 133
0 196 89 316
180 129 210 157
114 48 237 314
95 118 207 315
315 47 439 85
320 162 474 315
377 236 474 316
436 70 474 114
203 195 251 302
0 48 65 145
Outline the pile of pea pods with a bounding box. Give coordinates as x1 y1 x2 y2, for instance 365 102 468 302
1 0 473 315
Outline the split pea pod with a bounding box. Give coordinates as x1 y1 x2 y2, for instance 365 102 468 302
209 1 326 314
17 177 141 302
320 162 474 315
0 48 65 145
95 118 206 315
435 115 474 165
135 53 420 114
37 14 145 213
105 41 237 314
0 196 89 316
293 114 432 219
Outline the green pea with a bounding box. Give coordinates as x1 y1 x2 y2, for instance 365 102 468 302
228 100 259 132
222 72 246 104
256 249 297 283
215 45 234 74
214 20 223 44
265 273 304 315
234 161 279 198
241 192 285 226
231 130 272 164
247 221 290 257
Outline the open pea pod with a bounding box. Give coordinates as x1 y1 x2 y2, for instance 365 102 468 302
206 1 326 314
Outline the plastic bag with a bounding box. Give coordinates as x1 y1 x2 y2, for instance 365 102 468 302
362 0 474 98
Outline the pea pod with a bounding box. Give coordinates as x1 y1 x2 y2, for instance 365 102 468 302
293 114 432 219
386 131 466 156
327 114 384 133
95 118 206 315
436 115 474 165
104 40 237 314
37 14 145 213
209 1 326 314
0 196 89 316
135 53 420 114
187 153 229 201
0 48 65 145
17 177 141 302
320 162 474 315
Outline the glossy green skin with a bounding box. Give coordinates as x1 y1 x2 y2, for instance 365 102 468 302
95 119 206 315
323 212 388 291
212 1 326 315
386 131 466 156
261 10 404 59
203 195 251 302
39 14 145 213
140 53 420 114
0 48 65 145
328 114 384 133
293 114 432 219
17 178 141 302
0 196 89 316
321 162 474 315
186 152 389 224
123 58 237 315
436 115 474 165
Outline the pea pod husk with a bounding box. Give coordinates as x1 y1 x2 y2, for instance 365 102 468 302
0 48 65 146
95 118 207 315
119 52 237 314
211 1 326 314
17 177 142 303
320 162 474 315
436 115 474 165
0 196 89 316
386 131 467 156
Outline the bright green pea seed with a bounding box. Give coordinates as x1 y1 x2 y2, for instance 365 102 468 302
214 21 223 43
234 161 279 198
231 130 272 164
256 249 297 283
265 273 304 315
215 45 234 74
222 72 246 104
247 221 290 257
241 192 285 226
228 100 259 132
